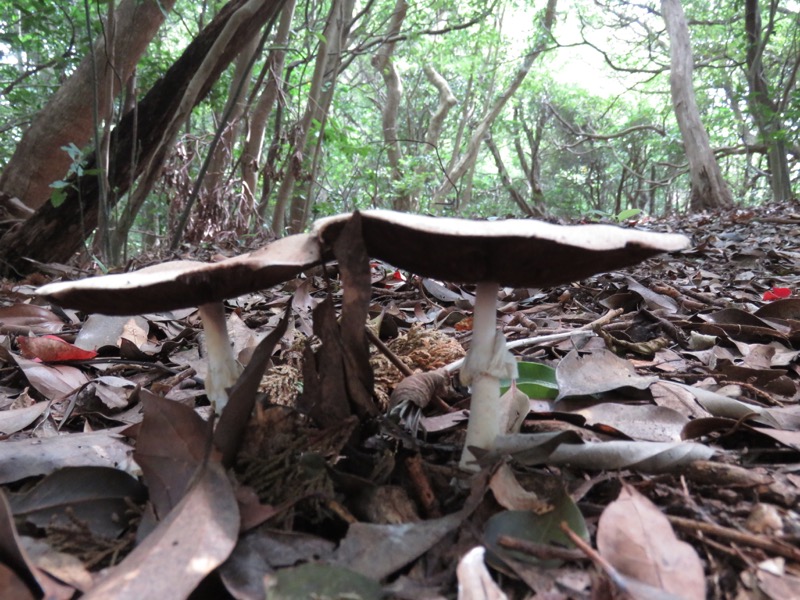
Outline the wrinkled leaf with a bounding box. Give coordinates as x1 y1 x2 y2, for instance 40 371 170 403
556 349 658 400
493 433 714 473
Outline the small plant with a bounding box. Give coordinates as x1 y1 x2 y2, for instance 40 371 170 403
49 143 98 207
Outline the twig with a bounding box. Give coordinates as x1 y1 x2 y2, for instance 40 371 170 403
667 514 800 563
443 309 624 373
365 326 414 376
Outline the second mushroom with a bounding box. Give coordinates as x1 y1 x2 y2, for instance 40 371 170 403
315 210 689 470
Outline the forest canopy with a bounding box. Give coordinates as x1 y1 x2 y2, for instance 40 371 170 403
0 0 797 269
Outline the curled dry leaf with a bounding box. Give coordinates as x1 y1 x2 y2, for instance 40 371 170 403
389 368 450 412
457 547 508 600
597 484 705 600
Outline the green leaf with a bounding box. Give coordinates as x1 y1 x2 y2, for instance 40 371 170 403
501 361 558 399
615 208 642 222
484 495 589 568
49 188 67 207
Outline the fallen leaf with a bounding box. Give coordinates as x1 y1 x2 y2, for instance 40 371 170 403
17 335 98 362
220 526 335 598
134 393 211 519
8 466 146 537
555 349 658 400
0 304 64 335
457 547 508 600
0 428 135 484
0 402 49 435
12 355 89 400
83 460 239 600
597 484 704 600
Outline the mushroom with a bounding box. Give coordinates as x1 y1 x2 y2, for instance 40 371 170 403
314 210 689 470
37 233 323 413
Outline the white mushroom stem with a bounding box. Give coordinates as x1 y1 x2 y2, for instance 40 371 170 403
459 281 519 471
198 302 243 414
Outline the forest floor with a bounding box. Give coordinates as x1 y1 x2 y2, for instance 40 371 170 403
1 204 800 599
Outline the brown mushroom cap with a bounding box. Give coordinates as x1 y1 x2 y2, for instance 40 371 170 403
37 233 323 315
314 210 689 288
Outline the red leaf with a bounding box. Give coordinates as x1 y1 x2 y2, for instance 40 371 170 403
17 335 97 362
763 287 792 301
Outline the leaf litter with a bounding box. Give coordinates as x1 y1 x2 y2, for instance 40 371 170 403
1 205 800 598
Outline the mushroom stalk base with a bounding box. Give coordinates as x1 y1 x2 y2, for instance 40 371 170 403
198 302 243 414
459 282 519 471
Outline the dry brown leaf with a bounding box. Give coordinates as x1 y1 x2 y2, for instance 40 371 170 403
83 460 239 600
597 484 705 600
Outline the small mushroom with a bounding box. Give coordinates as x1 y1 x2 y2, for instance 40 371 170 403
315 210 689 470
37 234 323 413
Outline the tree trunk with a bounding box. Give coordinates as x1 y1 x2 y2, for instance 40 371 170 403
0 0 178 211
432 0 558 205
744 0 792 203
661 0 733 211
0 0 286 277
270 0 341 235
241 0 296 216
485 132 536 216
371 0 408 210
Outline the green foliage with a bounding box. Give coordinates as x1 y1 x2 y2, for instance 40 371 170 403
3 0 799 254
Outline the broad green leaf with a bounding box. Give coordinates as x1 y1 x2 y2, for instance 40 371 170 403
501 361 558 399
484 496 589 568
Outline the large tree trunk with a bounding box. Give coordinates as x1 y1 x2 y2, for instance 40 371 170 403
0 0 286 278
0 0 178 211
744 0 792 203
431 0 558 205
661 0 733 211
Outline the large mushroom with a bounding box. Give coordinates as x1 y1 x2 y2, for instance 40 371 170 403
315 210 690 470
37 234 323 413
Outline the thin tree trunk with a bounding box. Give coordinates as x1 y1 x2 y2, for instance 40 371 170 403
0 0 178 211
371 0 408 210
242 0 296 218
485 132 536 216
270 0 341 235
291 0 355 231
432 0 558 205
661 0 733 211
744 0 792 203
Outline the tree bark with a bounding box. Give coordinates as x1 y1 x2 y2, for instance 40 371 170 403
485 132 536 216
661 0 733 211
744 0 792 203
241 0 296 215
432 0 558 205
270 0 340 235
371 0 408 210
0 0 178 211
0 0 286 277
